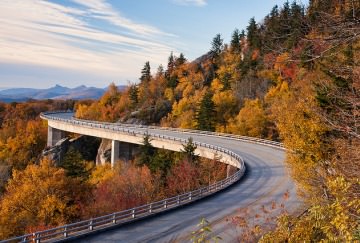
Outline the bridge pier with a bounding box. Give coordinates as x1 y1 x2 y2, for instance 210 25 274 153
47 126 66 147
111 140 139 167
226 165 232 178
111 140 119 168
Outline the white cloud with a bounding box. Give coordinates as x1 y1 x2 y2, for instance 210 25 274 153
0 0 179 84
172 0 207 6
71 0 171 36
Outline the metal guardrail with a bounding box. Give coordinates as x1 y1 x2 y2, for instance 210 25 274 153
1 111 283 243
2 170 243 243
41 111 285 151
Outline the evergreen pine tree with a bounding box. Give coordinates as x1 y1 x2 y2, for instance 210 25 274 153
175 53 186 66
166 52 178 88
246 17 261 50
157 64 164 77
240 29 246 39
230 28 241 53
140 61 151 83
150 148 173 176
209 34 224 80
137 134 155 167
181 137 198 163
196 91 216 131
61 147 91 180
129 84 139 106
263 5 280 51
210 34 223 57
166 52 175 78
288 1 305 48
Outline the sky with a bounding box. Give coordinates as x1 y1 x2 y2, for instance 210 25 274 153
0 0 308 89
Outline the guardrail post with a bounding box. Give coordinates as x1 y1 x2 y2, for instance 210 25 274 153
64 226 68 237
177 195 180 204
149 203 152 213
33 233 40 243
132 209 135 218
189 192 192 201
112 213 116 224
89 220 93 230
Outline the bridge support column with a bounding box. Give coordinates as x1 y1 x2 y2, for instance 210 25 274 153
47 126 66 147
226 164 231 178
111 140 119 168
111 141 136 167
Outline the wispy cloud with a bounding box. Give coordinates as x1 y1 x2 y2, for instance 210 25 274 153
172 0 207 7
0 0 179 84
72 0 172 36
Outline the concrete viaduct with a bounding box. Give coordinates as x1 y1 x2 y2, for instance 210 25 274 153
45 112 244 169
3 111 300 242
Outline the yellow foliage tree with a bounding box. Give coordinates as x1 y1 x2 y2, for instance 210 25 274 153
211 79 238 131
0 159 91 239
0 120 47 169
88 163 114 185
227 98 267 138
260 176 360 242
162 89 205 129
265 77 328 198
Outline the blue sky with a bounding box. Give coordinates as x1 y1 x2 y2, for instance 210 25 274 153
0 0 308 89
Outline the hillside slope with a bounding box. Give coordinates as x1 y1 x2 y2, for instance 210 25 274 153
76 0 360 241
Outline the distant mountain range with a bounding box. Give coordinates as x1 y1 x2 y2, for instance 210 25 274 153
0 84 126 102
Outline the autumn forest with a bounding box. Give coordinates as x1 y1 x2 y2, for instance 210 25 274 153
0 0 359 241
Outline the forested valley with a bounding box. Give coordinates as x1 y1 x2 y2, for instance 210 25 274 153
0 0 359 241
0 99 227 238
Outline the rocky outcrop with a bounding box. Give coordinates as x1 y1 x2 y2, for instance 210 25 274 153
120 100 171 125
121 117 146 125
96 138 112 165
42 137 71 165
42 135 101 166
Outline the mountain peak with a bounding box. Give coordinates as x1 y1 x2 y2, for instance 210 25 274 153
50 84 69 89
0 84 106 102
75 85 87 89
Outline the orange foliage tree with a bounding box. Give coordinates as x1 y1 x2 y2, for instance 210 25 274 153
0 159 91 239
166 160 200 196
0 120 47 170
85 164 161 217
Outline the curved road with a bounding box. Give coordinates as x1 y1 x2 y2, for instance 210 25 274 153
44 112 301 243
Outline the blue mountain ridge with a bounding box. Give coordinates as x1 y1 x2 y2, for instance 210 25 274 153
0 84 126 102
